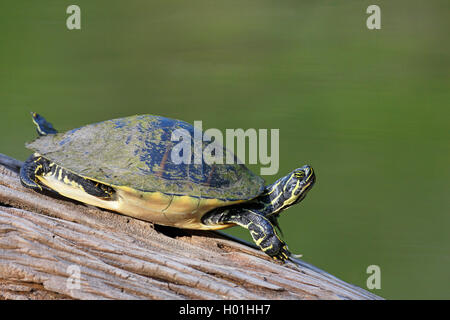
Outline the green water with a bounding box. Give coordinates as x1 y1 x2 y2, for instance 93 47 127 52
1 1 449 299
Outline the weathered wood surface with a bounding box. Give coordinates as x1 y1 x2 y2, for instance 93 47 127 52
0 153 381 300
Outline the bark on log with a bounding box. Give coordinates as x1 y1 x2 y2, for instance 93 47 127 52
0 153 381 300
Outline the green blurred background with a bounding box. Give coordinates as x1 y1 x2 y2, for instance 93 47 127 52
0 1 449 299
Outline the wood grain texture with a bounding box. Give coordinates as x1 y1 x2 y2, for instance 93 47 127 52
0 153 381 300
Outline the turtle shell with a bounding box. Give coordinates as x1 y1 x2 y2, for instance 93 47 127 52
26 115 265 201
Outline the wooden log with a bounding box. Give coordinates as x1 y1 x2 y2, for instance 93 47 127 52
0 153 381 300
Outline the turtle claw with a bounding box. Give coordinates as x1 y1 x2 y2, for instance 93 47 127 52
270 245 291 263
269 245 305 265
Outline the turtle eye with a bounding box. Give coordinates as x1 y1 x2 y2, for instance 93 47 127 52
294 171 305 179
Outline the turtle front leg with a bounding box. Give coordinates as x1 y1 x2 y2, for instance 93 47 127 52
202 207 291 262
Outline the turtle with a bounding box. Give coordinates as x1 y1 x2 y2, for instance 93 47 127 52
20 113 316 262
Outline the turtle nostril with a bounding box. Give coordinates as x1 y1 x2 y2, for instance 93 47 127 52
300 165 315 183
301 165 311 174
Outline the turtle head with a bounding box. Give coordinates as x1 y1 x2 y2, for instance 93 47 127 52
264 165 316 215
282 165 315 206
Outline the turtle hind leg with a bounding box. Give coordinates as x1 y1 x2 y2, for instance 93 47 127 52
70 174 116 200
31 112 58 136
41 164 115 200
202 207 291 262
20 154 48 191
20 154 114 201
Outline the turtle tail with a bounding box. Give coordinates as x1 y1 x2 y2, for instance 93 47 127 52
31 112 58 136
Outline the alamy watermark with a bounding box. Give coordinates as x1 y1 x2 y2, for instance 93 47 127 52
66 5 81 30
366 265 381 289
67 4 381 31
66 264 81 290
170 121 279 176
366 5 381 30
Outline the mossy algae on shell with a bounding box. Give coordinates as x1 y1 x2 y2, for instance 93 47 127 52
26 115 264 201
